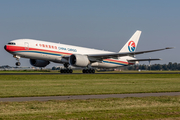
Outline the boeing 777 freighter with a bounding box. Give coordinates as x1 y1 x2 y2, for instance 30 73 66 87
4 30 173 73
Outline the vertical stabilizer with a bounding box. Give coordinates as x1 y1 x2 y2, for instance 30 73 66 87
119 30 141 53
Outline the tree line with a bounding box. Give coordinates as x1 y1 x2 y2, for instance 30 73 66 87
127 62 180 70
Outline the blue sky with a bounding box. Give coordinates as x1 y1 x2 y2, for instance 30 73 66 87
0 0 179 67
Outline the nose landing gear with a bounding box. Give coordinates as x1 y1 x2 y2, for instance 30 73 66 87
14 55 21 66
16 62 21 66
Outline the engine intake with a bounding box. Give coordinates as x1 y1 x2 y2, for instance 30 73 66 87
30 59 50 67
69 54 90 67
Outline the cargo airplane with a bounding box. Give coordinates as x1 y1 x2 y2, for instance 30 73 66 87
4 30 173 73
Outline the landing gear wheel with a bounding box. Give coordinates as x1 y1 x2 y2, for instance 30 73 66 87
16 62 21 66
60 69 73 74
83 69 86 73
69 69 73 73
82 69 95 74
60 69 64 73
92 69 95 73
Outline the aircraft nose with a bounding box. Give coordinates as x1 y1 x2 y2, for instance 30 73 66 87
4 45 6 50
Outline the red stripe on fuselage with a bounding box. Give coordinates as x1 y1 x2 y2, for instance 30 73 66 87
105 59 128 64
5 45 24 52
6 45 72 55
105 59 134 65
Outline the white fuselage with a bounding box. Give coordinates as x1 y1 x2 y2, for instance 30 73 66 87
5 39 132 68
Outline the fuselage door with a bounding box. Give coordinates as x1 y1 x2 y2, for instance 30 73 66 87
24 42 29 50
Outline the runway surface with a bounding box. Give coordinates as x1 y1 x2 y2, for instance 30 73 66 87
0 72 180 75
0 92 180 102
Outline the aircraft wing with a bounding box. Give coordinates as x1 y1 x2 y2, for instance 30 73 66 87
87 47 173 61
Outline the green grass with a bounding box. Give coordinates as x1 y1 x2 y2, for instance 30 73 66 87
0 74 180 98
0 73 180 119
0 96 180 120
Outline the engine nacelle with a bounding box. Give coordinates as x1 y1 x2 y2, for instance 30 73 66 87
69 54 90 67
30 59 50 67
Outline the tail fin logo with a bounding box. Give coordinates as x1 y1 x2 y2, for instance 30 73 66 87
128 41 136 52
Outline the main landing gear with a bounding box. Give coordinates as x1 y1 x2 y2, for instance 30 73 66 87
82 69 95 74
60 64 96 74
60 63 73 74
60 69 73 73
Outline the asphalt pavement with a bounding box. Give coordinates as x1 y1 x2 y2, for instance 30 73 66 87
0 92 180 102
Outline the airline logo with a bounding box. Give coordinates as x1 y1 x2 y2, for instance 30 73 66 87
128 41 136 52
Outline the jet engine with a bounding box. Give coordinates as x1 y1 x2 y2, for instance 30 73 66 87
30 59 50 67
69 54 90 67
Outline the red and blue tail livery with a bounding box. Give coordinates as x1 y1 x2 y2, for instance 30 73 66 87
128 41 136 52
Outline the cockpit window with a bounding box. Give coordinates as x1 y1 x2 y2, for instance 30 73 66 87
8 42 16 45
